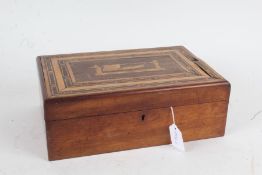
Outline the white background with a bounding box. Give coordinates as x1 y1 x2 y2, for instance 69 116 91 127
0 0 262 174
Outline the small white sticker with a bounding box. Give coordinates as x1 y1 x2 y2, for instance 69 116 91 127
169 124 185 151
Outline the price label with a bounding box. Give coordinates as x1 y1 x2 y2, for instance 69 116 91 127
169 107 185 151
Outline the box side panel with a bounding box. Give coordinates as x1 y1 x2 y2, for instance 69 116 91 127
46 101 228 160
175 101 228 141
45 82 230 121
36 56 48 100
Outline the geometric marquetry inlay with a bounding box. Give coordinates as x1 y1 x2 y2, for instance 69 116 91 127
38 46 223 98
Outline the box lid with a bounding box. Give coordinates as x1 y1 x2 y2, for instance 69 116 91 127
37 46 230 121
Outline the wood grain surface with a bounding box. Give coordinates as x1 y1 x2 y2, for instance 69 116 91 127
44 82 230 121
46 102 228 160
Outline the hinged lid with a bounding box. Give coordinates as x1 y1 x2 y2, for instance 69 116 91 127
37 46 230 121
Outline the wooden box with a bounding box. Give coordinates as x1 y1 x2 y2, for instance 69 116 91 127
37 46 230 160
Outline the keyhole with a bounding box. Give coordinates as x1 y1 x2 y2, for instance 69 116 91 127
141 114 145 121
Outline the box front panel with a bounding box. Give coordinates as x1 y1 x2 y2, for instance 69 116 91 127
46 102 228 160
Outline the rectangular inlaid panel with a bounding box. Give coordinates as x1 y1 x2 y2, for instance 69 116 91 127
38 46 224 98
67 55 184 82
